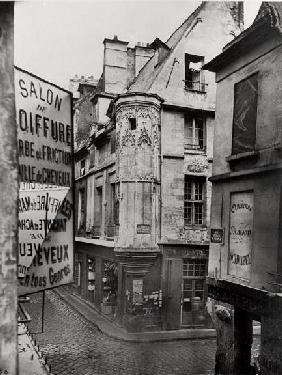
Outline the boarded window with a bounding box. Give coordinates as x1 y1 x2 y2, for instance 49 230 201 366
232 73 258 155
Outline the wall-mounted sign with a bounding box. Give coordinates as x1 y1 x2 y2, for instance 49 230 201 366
132 279 143 303
136 224 151 234
228 191 253 280
15 67 73 295
210 228 224 244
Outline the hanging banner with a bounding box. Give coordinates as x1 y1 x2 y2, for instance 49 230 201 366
228 191 254 280
15 67 74 295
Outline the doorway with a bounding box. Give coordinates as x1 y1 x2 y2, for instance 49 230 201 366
181 259 207 326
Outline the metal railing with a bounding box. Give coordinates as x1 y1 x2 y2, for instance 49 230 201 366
184 80 208 93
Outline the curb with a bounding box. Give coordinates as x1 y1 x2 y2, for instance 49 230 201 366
21 323 56 375
54 289 261 343
54 289 217 342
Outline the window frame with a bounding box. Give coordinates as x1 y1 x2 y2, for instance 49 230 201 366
184 53 206 93
128 117 137 131
184 176 205 227
184 115 206 150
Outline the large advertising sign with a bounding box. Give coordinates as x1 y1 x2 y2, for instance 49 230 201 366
15 67 73 295
228 191 254 280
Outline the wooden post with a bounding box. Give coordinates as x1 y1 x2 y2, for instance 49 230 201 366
0 2 17 374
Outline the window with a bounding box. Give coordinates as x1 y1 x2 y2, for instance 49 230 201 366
185 54 206 92
184 115 205 149
77 188 85 231
232 73 258 155
184 176 204 226
182 259 207 326
129 117 137 130
89 145 95 168
80 159 86 176
183 259 207 277
111 130 116 153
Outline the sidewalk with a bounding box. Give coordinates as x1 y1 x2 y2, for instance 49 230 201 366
18 323 51 375
54 286 208 342
55 286 261 342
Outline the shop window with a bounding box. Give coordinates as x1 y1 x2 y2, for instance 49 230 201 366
87 257 96 303
185 53 206 92
129 117 137 130
184 176 205 226
232 73 258 155
101 260 118 318
182 259 207 326
184 115 205 150
74 257 81 288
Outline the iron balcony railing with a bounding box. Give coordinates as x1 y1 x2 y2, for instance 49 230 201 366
184 80 208 93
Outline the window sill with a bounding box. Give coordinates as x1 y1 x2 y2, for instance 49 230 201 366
226 150 259 163
184 88 207 94
184 147 206 155
184 225 208 230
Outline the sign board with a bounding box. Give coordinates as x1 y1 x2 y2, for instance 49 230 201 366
136 224 151 234
228 191 253 280
15 67 73 295
132 279 143 303
210 228 224 244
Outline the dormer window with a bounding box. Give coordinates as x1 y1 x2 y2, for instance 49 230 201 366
129 117 137 130
185 54 206 93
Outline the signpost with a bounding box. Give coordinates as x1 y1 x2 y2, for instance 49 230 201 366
15 67 74 296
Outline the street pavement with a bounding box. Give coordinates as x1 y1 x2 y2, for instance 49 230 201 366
24 291 216 375
23 290 260 375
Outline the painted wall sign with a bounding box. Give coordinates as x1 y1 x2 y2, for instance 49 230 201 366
232 73 258 155
136 224 151 234
15 67 73 295
210 228 224 244
228 191 253 280
15 67 72 186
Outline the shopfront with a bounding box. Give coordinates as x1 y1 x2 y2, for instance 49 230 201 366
181 258 208 326
162 245 211 330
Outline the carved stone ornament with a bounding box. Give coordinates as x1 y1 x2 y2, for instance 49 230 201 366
121 128 135 147
137 127 152 146
186 158 208 173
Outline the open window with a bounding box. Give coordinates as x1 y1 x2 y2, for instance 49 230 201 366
129 117 137 130
185 54 206 93
184 115 205 150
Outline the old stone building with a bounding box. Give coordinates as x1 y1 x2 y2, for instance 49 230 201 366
205 2 282 374
73 2 243 332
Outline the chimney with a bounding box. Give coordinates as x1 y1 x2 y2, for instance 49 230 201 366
103 36 129 94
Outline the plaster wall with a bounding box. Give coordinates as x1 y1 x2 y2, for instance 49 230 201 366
208 172 281 292
148 2 242 109
212 36 282 176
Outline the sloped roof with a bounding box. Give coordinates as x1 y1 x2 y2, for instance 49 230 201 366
254 1 282 30
128 2 205 93
204 1 282 72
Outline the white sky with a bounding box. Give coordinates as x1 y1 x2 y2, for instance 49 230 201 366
15 0 262 89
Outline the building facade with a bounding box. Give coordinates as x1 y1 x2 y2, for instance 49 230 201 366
205 2 282 374
73 1 243 332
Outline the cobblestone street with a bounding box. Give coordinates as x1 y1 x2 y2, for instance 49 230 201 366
24 291 217 375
